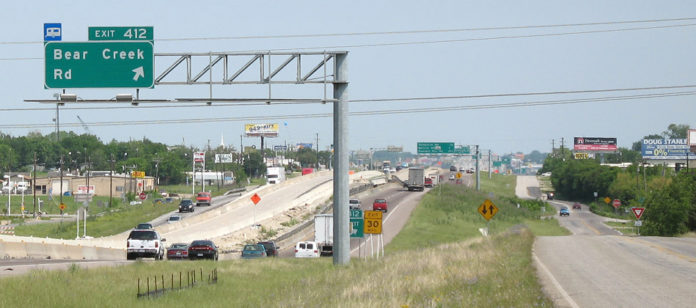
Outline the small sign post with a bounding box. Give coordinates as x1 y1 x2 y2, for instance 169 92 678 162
250 193 261 227
632 207 645 236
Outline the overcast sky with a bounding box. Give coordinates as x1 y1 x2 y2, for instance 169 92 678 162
1 1 695 155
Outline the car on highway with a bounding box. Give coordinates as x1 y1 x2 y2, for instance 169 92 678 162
196 192 211 206
373 198 388 212
295 241 320 258
257 241 279 257
424 177 433 188
449 174 455 181
547 192 555 200
126 229 166 260
188 240 218 261
241 244 267 259
166 243 189 260
167 215 181 224
466 168 474 174
179 199 194 213
449 166 457 172
135 223 153 230
559 207 570 216
572 203 582 210
349 199 361 209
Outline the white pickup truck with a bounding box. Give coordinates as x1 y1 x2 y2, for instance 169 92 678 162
126 229 166 260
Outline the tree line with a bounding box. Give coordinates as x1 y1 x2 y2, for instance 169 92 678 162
540 124 695 236
0 131 334 186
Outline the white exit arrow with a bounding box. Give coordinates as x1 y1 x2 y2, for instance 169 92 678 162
132 66 144 81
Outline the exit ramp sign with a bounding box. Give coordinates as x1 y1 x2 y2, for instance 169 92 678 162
44 41 154 88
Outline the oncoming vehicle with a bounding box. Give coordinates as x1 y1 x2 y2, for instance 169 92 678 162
449 166 457 172
373 198 388 212
295 241 320 258
241 244 267 259
559 207 570 217
349 199 361 209
179 199 194 213
166 243 189 260
188 240 218 261
168 215 181 224
572 203 582 210
126 229 166 260
196 192 211 206
135 223 153 230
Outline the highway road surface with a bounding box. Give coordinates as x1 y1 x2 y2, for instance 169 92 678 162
517 176 696 307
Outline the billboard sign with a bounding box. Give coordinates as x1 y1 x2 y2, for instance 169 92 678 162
297 143 313 150
273 145 287 151
76 185 95 194
215 153 234 163
574 137 617 151
245 123 279 137
193 152 205 163
641 139 696 160
689 129 696 153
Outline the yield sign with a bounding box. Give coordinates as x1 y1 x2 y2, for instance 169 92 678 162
632 207 645 220
250 193 261 205
478 199 499 221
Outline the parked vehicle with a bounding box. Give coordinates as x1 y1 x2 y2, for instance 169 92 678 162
241 244 267 259
373 198 388 212
258 241 279 257
179 199 194 213
196 192 211 206
314 214 333 256
126 229 166 260
349 199 361 209
267 167 286 184
166 243 189 260
405 167 425 191
168 215 181 224
135 223 153 230
295 241 320 258
188 240 218 260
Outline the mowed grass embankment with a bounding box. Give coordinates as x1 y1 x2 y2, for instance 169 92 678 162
0 173 566 307
14 203 177 239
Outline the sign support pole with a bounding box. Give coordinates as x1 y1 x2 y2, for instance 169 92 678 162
333 53 350 266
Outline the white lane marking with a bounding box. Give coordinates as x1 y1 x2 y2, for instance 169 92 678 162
533 252 580 308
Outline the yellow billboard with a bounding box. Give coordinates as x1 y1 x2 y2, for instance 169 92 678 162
245 123 279 137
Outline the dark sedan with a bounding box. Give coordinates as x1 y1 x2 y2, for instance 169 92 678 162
241 244 267 259
188 240 218 260
258 241 279 257
179 199 195 213
166 243 189 260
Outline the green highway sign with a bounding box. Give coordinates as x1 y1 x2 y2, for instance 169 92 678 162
350 218 364 238
417 142 455 154
44 41 154 88
89 26 154 41
350 208 363 219
454 146 471 154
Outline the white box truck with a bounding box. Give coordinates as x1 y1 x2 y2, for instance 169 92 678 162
266 167 286 184
406 167 425 191
314 214 333 256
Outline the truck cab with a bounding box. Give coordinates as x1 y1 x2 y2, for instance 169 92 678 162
196 192 211 206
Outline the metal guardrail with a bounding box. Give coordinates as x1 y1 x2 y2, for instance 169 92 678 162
137 268 217 298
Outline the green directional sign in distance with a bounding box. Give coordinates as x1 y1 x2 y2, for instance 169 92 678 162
417 142 455 154
89 26 154 41
454 146 471 154
44 41 154 88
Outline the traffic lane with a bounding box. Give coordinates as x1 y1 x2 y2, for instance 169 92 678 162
549 200 619 236
627 236 696 260
0 259 131 278
535 235 696 307
350 185 426 257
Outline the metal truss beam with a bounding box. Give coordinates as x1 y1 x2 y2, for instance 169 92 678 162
154 51 346 86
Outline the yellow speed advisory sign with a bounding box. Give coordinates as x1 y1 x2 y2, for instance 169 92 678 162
364 210 383 234
478 199 498 221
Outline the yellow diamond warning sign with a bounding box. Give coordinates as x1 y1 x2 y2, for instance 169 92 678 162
478 199 498 221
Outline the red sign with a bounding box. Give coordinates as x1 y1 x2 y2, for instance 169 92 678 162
193 152 205 163
139 192 147 200
250 193 261 205
574 137 618 151
612 199 621 209
632 207 645 220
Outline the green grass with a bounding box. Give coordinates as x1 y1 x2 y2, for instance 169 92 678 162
0 174 564 306
14 202 177 239
605 221 637 235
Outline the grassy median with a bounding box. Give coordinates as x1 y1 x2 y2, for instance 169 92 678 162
0 174 565 306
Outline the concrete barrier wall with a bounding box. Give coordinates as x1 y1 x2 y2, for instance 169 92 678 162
0 237 125 260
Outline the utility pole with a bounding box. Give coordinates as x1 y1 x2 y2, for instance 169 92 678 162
85 148 90 190
475 145 480 191
152 156 161 193
59 155 64 213
316 133 320 169
552 139 555 157
109 154 114 207
33 152 37 218
488 149 492 179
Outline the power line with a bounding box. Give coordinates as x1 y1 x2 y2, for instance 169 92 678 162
2 17 694 45
3 22 696 61
2 90 694 129
9 83 696 112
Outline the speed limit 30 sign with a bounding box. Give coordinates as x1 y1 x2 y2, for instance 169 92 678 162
364 210 383 234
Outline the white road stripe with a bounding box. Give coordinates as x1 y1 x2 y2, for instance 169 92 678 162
533 252 580 308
